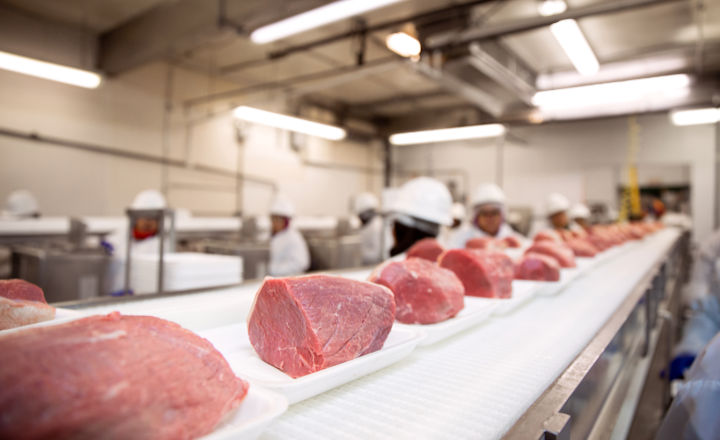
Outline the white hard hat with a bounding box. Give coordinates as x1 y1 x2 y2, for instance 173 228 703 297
471 183 506 207
4 190 39 218
354 192 379 214
545 193 570 216
569 203 591 220
392 177 452 226
451 202 466 220
270 195 295 218
131 189 166 209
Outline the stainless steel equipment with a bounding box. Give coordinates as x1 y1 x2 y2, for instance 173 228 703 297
188 240 270 281
11 244 112 302
302 217 363 271
123 208 174 295
306 235 363 271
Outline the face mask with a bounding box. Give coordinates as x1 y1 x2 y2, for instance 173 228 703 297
133 228 157 241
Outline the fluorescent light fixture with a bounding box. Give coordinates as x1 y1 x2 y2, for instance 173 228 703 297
389 124 506 145
251 0 404 44
533 74 691 109
550 19 599 75
536 54 687 90
386 32 421 58
670 108 720 126
538 0 567 16
233 106 346 141
0 51 101 89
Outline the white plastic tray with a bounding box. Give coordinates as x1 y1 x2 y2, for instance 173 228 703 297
396 297 499 347
0 307 84 334
201 385 287 440
492 280 538 315
200 323 423 404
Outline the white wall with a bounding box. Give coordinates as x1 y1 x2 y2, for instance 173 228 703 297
393 113 717 242
0 62 382 218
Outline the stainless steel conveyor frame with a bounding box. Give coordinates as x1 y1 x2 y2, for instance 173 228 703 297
504 231 689 440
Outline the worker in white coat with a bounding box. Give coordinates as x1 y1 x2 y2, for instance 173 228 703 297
450 183 520 248
2 190 40 219
438 202 468 247
269 195 310 277
657 332 720 440
353 192 384 265
389 177 452 257
666 228 720 381
545 192 571 231
106 189 171 295
569 203 591 233
688 228 720 302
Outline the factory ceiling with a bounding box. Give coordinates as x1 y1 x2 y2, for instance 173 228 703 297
1 0 719 136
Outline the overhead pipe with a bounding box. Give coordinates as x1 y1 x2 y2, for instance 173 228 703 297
218 0 496 74
0 127 277 191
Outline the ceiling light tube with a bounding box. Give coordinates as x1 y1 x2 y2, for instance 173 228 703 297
233 106 346 141
0 51 101 88
532 74 691 109
251 0 404 44
386 32 421 58
670 108 720 126
389 124 506 145
538 0 567 17
550 19 599 76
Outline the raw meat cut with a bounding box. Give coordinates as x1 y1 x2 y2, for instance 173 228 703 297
514 253 561 281
406 238 445 262
0 312 248 440
466 237 497 250
525 241 576 268
0 279 55 330
565 238 599 257
438 249 514 298
0 279 47 303
0 297 55 331
502 236 523 248
370 257 464 324
248 274 395 378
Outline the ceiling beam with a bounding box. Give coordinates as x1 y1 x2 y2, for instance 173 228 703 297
409 60 506 117
182 57 399 107
425 0 686 50
97 0 324 75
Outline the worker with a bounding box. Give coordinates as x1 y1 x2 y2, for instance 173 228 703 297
389 177 452 256
687 228 720 304
669 296 720 381
569 203 591 232
657 331 720 440
439 202 468 247
2 190 40 219
105 189 171 295
353 192 384 265
269 195 310 277
545 192 571 231
667 229 720 380
449 183 520 248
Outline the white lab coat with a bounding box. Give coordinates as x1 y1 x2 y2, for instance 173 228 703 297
447 223 521 249
438 222 469 249
269 227 310 277
657 332 720 440
359 216 384 265
688 228 720 303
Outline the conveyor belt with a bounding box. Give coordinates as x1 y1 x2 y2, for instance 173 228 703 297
74 229 680 439
260 229 679 439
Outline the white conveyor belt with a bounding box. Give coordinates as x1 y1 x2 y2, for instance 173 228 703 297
73 229 680 439
260 229 679 440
